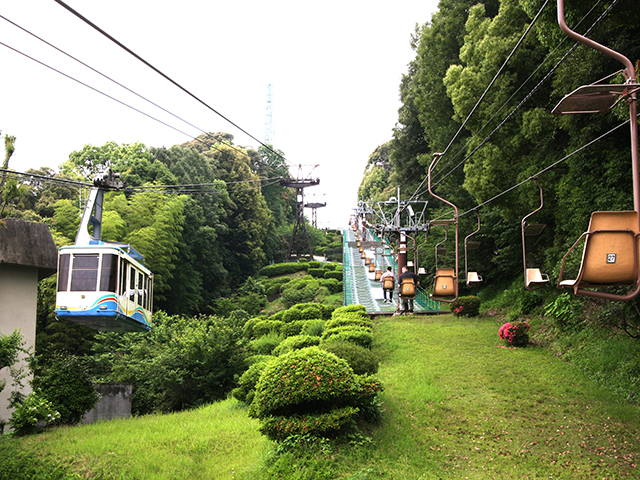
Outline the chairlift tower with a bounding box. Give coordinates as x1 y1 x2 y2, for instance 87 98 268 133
264 84 275 144
282 167 320 260
304 194 327 228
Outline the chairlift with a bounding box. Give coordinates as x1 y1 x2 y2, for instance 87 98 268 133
521 178 550 290
428 153 459 303
553 0 640 301
465 211 483 287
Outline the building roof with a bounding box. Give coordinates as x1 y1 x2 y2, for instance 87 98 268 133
0 218 57 280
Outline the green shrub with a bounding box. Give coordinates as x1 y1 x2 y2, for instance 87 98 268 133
281 283 325 309
320 339 379 375
9 393 61 436
308 268 325 278
325 317 372 330
232 361 271 405
252 320 285 337
544 293 584 331
250 332 284 355
245 354 275 366
265 284 282 296
243 317 262 338
521 291 543 315
323 263 338 271
301 319 325 337
450 296 481 317
324 270 343 280
249 347 359 419
31 352 99 425
280 320 307 337
259 406 359 441
308 261 323 268
332 305 367 318
259 262 308 277
321 326 373 349
272 335 321 356
318 278 342 294
282 303 331 322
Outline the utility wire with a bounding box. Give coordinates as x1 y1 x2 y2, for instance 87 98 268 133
394 0 551 224
0 14 265 161
53 0 291 167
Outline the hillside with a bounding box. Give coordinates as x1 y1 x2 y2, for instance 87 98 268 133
3 313 639 479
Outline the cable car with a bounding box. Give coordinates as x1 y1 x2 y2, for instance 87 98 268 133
465 211 483 287
553 0 640 301
521 179 550 290
55 172 153 332
428 153 459 303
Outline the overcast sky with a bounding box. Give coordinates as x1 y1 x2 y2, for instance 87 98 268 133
0 0 440 228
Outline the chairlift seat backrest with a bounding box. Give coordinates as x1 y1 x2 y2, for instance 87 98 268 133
401 278 417 298
566 211 639 286
375 270 382 280
383 276 395 291
526 268 549 287
466 271 482 285
369 263 376 272
433 268 456 297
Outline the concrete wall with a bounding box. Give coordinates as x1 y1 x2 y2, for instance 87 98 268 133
0 264 37 423
83 383 132 424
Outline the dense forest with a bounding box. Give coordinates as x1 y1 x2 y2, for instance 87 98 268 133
358 0 639 306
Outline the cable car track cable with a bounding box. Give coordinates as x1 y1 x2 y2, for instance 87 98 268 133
52 0 291 167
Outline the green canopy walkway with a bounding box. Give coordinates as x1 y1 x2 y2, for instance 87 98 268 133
342 229 441 314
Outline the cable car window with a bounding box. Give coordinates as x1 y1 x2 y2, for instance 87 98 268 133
100 254 118 292
120 258 127 296
57 254 70 292
130 266 136 301
138 272 143 304
70 254 99 292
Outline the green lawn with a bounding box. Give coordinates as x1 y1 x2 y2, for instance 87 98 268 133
3 314 639 479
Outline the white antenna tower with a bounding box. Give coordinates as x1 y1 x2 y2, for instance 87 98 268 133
264 84 275 144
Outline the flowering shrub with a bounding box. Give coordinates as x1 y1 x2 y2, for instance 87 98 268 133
249 347 384 441
9 393 60 435
498 321 530 347
450 296 481 317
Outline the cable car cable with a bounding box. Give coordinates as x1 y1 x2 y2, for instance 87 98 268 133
52 0 291 168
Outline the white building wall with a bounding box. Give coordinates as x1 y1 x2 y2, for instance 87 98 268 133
0 264 37 424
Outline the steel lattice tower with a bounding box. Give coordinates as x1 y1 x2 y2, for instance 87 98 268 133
264 84 274 144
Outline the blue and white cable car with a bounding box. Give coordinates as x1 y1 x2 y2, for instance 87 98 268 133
55 172 153 332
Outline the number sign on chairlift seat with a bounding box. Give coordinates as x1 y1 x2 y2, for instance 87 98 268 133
433 268 456 297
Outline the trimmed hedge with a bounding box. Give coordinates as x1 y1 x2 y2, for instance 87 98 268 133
320 339 379 375
332 305 367 318
321 326 373 349
232 361 270 405
252 320 284 337
308 268 325 278
325 317 372 330
324 270 343 280
259 262 308 278
249 347 359 419
272 335 321 356
281 302 332 322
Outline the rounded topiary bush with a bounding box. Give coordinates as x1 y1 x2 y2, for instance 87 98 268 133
321 326 373 349
325 316 372 330
249 347 359 419
282 302 331 322
232 361 271 405
308 268 325 278
331 305 367 318
280 320 307 337
252 320 284 337
272 335 321 356
324 270 343 280
450 296 481 317
320 339 379 375
301 319 325 337
249 332 283 355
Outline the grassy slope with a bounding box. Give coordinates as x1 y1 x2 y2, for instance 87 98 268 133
4 314 640 479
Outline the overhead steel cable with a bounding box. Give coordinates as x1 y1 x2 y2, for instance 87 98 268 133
429 0 620 191
53 0 291 167
0 14 263 160
392 0 552 225
0 168 90 188
0 40 198 141
427 113 637 223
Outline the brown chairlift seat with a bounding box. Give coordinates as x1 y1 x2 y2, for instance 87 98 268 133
369 263 376 272
558 211 639 292
433 268 456 297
